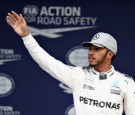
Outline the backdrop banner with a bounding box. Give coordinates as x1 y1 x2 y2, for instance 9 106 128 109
0 1 135 115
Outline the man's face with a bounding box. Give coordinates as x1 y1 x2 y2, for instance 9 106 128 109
88 45 109 67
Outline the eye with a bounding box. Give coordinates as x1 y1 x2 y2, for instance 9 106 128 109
95 47 103 50
89 47 102 51
89 46 105 52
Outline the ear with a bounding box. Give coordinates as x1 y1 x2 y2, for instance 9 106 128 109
107 51 114 60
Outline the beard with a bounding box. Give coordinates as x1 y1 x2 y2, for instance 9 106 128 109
89 51 108 67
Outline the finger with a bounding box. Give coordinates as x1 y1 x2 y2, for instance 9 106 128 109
11 11 20 21
7 20 13 27
7 13 18 22
6 15 15 25
6 17 14 27
20 14 26 23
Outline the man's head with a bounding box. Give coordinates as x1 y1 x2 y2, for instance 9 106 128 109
82 32 118 67
82 32 117 54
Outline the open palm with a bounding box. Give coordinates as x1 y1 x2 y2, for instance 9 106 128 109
7 11 29 37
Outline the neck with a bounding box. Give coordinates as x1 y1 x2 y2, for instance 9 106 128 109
94 63 112 73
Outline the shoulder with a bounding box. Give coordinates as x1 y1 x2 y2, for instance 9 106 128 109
114 70 134 84
82 66 92 73
82 66 91 70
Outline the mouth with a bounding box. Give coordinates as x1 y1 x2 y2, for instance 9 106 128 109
88 57 95 61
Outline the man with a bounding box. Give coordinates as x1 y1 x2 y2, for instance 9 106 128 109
6 11 135 115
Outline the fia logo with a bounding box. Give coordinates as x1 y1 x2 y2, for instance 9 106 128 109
23 5 39 16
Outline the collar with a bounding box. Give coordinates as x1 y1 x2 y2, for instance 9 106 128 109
91 66 114 78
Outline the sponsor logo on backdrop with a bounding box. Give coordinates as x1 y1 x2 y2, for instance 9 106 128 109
59 83 76 115
27 26 95 38
66 46 89 67
0 49 21 65
23 5 97 38
65 104 76 115
0 73 15 97
0 106 20 115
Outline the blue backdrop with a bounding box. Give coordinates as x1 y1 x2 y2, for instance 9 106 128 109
0 0 135 115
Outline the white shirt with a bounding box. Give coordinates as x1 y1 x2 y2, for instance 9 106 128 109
22 34 135 115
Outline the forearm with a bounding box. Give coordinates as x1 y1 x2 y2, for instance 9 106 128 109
22 34 62 74
22 34 77 88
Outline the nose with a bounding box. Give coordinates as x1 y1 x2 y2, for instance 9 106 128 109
89 49 94 55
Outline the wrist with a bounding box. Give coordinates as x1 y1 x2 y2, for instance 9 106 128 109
21 31 30 38
22 33 31 40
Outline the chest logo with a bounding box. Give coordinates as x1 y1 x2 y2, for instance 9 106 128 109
112 80 119 88
110 89 121 95
85 76 94 83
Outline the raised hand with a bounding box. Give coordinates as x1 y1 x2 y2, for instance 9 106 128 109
6 11 29 37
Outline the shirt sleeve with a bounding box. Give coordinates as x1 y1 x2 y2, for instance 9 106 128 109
22 34 82 89
124 78 135 115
